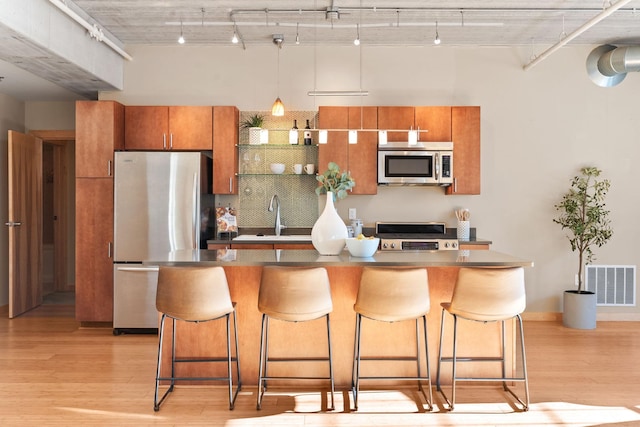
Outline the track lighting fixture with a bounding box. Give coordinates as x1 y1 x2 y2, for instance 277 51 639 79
178 19 185 44
232 24 239 44
433 21 441 45
296 22 300 45
354 24 360 46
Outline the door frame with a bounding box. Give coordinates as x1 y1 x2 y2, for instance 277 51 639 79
30 130 75 294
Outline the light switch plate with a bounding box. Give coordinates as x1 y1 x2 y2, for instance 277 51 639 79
348 208 357 220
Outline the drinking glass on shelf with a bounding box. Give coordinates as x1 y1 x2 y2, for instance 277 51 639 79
254 153 261 174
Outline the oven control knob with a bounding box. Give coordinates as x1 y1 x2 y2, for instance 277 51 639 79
444 242 450 249
452 242 458 249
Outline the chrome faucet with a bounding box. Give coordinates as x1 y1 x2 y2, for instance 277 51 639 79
268 194 287 236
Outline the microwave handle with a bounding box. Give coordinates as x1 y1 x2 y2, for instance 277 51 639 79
435 152 440 181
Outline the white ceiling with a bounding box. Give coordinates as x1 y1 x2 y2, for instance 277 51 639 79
2 0 640 101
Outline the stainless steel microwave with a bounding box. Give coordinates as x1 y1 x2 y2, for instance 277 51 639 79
377 141 453 186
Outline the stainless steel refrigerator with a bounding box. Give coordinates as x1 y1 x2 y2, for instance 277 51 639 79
112 151 214 333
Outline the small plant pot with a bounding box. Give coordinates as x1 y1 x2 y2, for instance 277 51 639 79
563 290 596 329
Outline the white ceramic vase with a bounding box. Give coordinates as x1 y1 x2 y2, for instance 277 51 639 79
311 192 348 255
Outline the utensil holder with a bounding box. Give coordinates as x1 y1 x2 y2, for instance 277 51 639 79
457 221 470 241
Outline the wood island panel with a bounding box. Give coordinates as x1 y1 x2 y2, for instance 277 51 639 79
158 265 516 388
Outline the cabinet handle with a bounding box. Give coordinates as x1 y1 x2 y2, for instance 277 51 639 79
163 134 167 150
229 177 233 193
454 177 458 193
170 133 173 150
417 125 421 141
108 242 112 258
108 160 112 177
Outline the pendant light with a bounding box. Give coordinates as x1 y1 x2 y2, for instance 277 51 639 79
271 35 285 116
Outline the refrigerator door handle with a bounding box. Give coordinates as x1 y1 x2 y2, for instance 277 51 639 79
193 172 198 249
116 266 160 272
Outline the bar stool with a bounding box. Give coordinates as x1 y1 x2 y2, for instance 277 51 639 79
436 267 529 411
352 267 433 411
256 266 335 410
154 266 241 411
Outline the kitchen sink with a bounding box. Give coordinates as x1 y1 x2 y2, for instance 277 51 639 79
233 234 312 241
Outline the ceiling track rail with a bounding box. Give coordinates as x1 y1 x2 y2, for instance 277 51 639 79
523 0 633 71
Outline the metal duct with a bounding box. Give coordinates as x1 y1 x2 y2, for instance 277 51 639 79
587 44 640 87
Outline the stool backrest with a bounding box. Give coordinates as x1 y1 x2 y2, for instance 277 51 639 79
156 266 233 321
258 266 333 321
355 267 430 321
449 267 526 321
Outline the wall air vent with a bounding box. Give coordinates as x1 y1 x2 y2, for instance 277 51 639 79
585 265 636 306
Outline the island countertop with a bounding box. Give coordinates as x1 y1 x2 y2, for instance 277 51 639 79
145 248 533 267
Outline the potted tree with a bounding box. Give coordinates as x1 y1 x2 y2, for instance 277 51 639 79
553 166 613 329
241 113 265 145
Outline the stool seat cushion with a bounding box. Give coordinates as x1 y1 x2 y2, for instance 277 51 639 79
445 267 526 322
258 267 333 321
156 266 234 322
355 267 430 322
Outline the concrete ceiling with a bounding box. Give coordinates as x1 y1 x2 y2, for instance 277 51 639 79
2 0 640 101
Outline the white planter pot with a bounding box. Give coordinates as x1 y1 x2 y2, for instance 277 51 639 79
311 192 348 255
248 127 262 145
563 290 597 329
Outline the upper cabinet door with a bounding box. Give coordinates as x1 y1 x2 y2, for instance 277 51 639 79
212 106 239 195
414 106 452 142
124 106 169 150
447 106 481 195
168 106 213 150
76 100 124 178
318 106 349 173
348 106 377 195
124 106 213 150
377 106 415 142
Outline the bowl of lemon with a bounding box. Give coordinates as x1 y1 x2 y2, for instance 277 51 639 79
346 234 380 257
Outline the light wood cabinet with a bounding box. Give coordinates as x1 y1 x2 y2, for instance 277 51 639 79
348 106 378 195
124 106 213 150
212 106 239 194
75 178 114 322
379 106 452 143
414 106 452 141
447 106 481 195
75 100 124 323
377 106 414 142
75 100 124 178
318 106 377 195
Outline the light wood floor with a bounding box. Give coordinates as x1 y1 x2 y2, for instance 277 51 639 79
1 304 640 426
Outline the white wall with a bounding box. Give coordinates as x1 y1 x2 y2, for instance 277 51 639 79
99 43 639 317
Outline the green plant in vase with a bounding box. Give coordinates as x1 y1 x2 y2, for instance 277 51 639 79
315 162 355 201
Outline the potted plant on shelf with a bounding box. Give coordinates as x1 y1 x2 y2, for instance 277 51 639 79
312 162 356 255
241 113 265 145
553 166 613 329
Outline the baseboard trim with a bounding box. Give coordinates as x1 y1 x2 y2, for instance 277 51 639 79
523 312 640 321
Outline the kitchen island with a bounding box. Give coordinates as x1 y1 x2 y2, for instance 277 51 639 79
147 249 533 387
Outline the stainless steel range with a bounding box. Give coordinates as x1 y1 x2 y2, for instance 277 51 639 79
376 222 458 251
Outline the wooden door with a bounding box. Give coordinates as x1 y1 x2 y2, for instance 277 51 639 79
169 106 213 150
7 131 43 318
415 106 452 142
348 106 378 195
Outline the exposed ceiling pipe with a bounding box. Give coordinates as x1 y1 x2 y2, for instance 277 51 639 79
523 0 632 71
587 44 640 87
48 0 133 61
